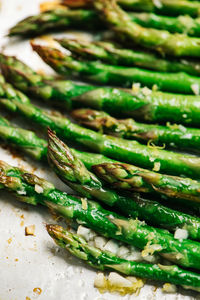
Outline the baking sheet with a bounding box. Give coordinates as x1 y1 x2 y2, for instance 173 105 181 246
0 1 197 299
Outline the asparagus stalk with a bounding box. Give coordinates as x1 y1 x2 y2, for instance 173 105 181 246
32 43 200 94
0 114 115 168
1 86 200 179
0 53 95 111
1 160 200 270
0 74 30 104
94 0 200 57
63 0 200 18
8 8 102 37
0 115 47 160
129 12 200 36
8 5 160 38
118 0 200 17
47 128 200 240
0 116 9 126
0 116 199 214
10 1 200 38
57 39 200 75
1 117 200 237
93 161 200 204
2 54 200 126
47 224 200 292
72 108 200 153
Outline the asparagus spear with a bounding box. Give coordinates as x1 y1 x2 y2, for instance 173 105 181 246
0 53 95 111
0 115 47 160
1 86 200 179
118 0 200 17
32 43 200 94
129 12 200 36
0 116 9 126
47 128 200 240
1 160 200 270
1 117 200 237
1 116 199 214
63 0 200 18
2 54 200 126
57 39 200 75
10 1 200 38
8 5 159 38
0 114 115 168
93 161 200 203
94 0 200 57
0 74 30 104
8 8 102 37
72 108 200 153
47 224 200 292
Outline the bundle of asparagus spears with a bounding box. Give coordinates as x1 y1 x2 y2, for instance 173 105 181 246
3 0 200 296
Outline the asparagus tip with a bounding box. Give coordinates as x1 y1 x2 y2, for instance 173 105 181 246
46 223 63 237
47 126 56 140
71 108 96 120
47 127 69 156
47 127 76 175
31 42 43 56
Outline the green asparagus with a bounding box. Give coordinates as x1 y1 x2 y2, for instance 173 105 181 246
0 116 47 160
2 54 200 126
72 108 200 153
64 0 200 18
1 117 200 237
2 86 200 179
0 116 10 127
93 161 200 203
1 160 200 269
32 43 200 94
0 113 199 216
10 2 200 38
57 39 200 75
0 114 115 168
94 0 200 57
47 224 200 291
0 53 95 111
47 128 200 239
129 12 200 36
117 0 200 17
8 8 102 37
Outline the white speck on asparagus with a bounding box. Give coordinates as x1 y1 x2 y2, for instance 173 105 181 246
35 184 44 194
174 228 188 240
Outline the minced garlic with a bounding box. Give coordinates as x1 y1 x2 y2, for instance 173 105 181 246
94 272 144 296
81 198 88 210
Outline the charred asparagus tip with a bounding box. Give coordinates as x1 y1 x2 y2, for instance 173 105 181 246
46 224 63 236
